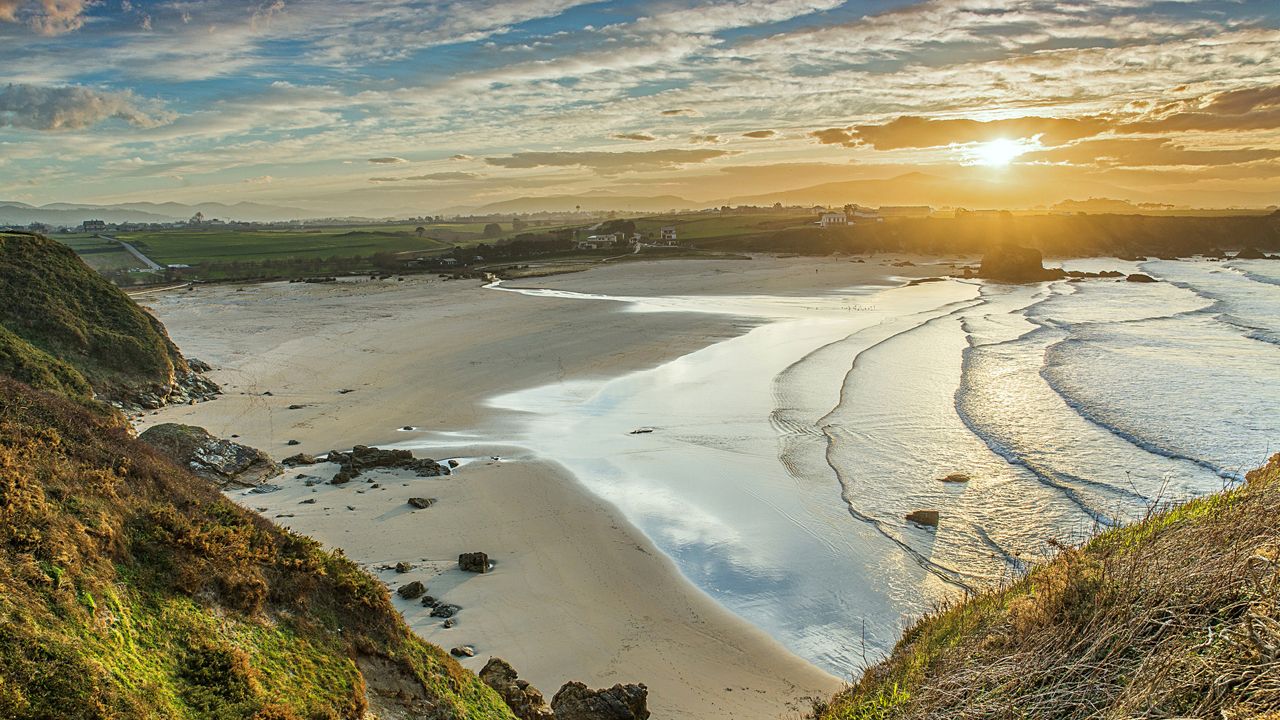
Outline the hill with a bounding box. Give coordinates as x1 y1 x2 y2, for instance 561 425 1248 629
0 232 213 408
448 194 699 215
0 233 522 718
0 200 317 225
816 455 1280 719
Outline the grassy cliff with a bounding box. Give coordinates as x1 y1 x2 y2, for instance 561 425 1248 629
0 232 195 405
817 457 1280 719
0 235 515 719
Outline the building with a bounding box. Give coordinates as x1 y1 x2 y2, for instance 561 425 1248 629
82 219 107 232
850 206 883 223
660 226 677 242
578 233 618 250
819 212 847 228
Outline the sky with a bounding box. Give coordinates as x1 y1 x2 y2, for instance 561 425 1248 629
2 0 1279 215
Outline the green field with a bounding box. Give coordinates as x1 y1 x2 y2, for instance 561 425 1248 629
116 228 450 264
54 234 151 274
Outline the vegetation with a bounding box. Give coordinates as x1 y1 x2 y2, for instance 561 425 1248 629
0 232 189 403
816 456 1280 719
0 234 516 718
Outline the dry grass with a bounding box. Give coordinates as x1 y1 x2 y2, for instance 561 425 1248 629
819 456 1280 719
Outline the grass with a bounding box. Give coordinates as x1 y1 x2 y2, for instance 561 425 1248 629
632 211 812 241
0 232 187 402
0 376 516 719
116 228 452 265
817 456 1280 720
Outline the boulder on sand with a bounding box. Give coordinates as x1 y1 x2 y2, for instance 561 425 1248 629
551 681 650 720
139 423 282 487
906 510 940 527
395 561 413 573
978 245 1066 284
1126 273 1157 283
282 452 318 467
938 473 971 483
396 581 426 600
479 658 555 720
459 552 490 573
408 497 437 509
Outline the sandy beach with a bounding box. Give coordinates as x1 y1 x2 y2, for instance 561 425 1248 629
138 255 949 718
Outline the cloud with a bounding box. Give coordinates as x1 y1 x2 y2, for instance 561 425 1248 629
1122 84 1280 134
370 172 480 182
612 132 656 142
0 83 172 130
367 156 408 164
661 108 698 116
485 148 732 173
690 134 720 144
0 0 92 35
742 130 776 139
821 115 1112 150
244 174 273 184
1024 137 1280 167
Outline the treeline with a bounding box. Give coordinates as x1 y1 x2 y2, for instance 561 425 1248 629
699 212 1280 257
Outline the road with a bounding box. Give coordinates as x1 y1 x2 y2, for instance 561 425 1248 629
98 234 163 272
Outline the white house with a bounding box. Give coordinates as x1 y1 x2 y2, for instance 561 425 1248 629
660 226 677 242
819 212 847 228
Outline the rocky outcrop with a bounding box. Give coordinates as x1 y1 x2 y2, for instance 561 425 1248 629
459 552 490 573
551 681 650 720
479 658 555 720
978 245 1066 283
282 452 318 466
939 473 971 483
1126 273 1158 283
906 510 940 527
325 445 450 484
138 423 282 487
408 497 437 509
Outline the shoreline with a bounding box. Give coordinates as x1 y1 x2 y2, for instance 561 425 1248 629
138 255 951 717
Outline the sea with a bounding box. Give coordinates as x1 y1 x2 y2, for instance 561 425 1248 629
425 257 1280 678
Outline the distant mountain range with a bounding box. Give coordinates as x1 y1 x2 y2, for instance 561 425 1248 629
0 200 319 226
442 194 702 215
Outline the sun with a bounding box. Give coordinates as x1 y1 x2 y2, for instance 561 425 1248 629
972 138 1026 167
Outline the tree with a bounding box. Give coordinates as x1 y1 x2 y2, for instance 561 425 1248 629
415 226 426 238
512 217 528 232
483 222 502 238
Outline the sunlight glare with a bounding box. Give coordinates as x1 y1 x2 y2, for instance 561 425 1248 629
972 138 1026 167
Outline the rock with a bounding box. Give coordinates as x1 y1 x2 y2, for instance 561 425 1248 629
286 439 301 446
287 404 307 410
1235 246 1267 260
300 498 317 504
906 510 940 527
939 473 971 483
139 424 283 488
907 277 946 286
421 595 437 607
448 459 460 468
408 497 437 509
396 581 426 600
395 561 413 573
629 428 654 435
459 552 490 573
480 658 555 720
402 426 414 431
430 604 459 618
450 646 476 658
282 453 318 466
187 357 213 373
442 617 456 628
324 445 451 482
551 681 650 720
978 245 1066 283
1126 273 1158 283
248 484 282 494
1098 270 1125 278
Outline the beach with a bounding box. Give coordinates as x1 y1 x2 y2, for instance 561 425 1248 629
137 256 945 718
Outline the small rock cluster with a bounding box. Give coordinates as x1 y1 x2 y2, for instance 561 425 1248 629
479 658 650 720
324 445 451 484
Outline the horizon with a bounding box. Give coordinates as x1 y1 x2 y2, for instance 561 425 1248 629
3 0 1280 215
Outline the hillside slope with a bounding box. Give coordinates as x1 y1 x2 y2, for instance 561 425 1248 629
0 232 214 409
0 234 518 719
817 456 1280 719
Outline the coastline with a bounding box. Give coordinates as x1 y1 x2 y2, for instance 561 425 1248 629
138 255 950 717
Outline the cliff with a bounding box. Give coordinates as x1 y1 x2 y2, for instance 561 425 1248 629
816 455 1280 719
